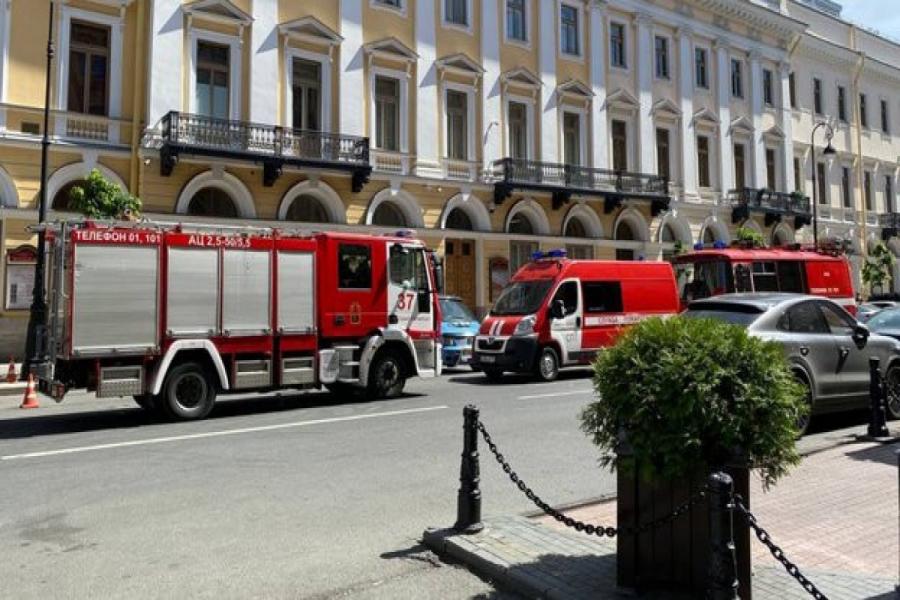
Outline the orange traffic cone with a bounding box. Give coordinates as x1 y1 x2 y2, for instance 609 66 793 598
5 356 16 383
20 374 39 409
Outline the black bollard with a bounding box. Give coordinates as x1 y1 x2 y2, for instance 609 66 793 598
707 471 740 600
454 405 484 534
869 357 890 438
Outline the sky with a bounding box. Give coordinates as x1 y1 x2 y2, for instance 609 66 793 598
837 0 900 42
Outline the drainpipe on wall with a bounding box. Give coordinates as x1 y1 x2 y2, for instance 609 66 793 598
852 47 866 257
128 0 146 196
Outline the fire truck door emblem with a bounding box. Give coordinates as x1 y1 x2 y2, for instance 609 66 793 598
350 301 362 325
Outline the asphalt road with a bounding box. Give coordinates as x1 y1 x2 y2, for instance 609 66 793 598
0 368 607 599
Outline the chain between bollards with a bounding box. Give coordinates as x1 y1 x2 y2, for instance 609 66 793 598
454 405 483 534
868 357 890 439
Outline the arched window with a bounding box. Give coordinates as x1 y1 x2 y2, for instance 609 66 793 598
445 207 473 230
615 220 635 241
508 212 536 235
773 228 790 246
52 180 86 211
702 227 716 244
372 201 407 227
564 217 588 238
661 223 676 243
187 187 239 218
286 194 330 223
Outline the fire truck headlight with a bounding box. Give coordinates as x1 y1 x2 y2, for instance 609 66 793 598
513 315 536 336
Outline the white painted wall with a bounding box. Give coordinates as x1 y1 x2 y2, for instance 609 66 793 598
148 0 184 127
415 0 439 175
250 0 278 125
539 0 558 162
340 0 365 137
481 0 502 169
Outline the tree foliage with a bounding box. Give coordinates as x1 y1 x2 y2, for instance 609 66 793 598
581 317 805 488
68 169 142 219
862 242 895 295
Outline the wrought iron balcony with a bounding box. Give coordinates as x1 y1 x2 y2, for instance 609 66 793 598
880 213 900 241
155 111 371 191
490 158 670 214
728 188 812 230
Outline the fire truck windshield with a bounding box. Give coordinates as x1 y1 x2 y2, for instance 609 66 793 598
491 280 555 316
675 260 733 304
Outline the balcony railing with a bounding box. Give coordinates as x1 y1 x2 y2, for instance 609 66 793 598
880 213 900 240
490 158 670 214
155 111 371 191
728 188 812 229
0 102 131 146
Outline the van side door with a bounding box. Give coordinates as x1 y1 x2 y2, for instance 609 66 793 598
580 281 624 352
548 280 581 365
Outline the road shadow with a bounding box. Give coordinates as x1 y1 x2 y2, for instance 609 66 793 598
447 369 594 386
845 441 900 466
0 389 425 440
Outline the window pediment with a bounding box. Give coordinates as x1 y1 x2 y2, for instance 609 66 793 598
183 0 253 27
729 115 753 136
651 98 681 120
501 67 541 89
364 37 418 65
692 107 720 128
605 88 639 112
764 123 785 141
436 53 485 81
279 16 342 48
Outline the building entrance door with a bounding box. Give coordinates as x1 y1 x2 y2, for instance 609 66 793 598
444 239 476 310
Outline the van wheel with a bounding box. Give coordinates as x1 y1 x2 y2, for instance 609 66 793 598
367 351 406 399
534 347 560 383
160 362 216 421
483 368 504 382
884 365 900 420
794 372 814 437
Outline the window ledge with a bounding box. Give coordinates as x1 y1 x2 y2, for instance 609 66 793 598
442 20 473 35
369 1 407 18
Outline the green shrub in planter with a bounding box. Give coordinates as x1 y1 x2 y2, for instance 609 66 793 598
581 316 806 488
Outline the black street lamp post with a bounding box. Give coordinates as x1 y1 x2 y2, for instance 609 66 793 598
810 120 837 249
22 1 55 379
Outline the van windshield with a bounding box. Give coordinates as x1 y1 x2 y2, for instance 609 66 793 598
491 280 555 316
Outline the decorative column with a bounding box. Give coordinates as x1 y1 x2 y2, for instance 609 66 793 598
749 50 766 189
148 0 184 127
339 0 365 137
779 62 796 193
589 0 609 170
539 0 558 162
635 13 655 174
415 0 440 177
481 0 502 170
677 26 697 200
0 0 10 130
250 0 278 125
715 38 734 195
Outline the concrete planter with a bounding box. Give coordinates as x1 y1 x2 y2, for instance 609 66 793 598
615 448 752 598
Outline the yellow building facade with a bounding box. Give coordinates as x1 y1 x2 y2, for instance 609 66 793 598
0 0 898 356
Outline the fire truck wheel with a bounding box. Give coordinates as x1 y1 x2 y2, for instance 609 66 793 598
367 351 406 399
534 347 560 382
160 362 217 421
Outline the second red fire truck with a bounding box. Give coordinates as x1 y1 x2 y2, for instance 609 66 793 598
35 221 442 420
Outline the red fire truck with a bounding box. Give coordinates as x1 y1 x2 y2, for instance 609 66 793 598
34 221 442 420
672 246 856 314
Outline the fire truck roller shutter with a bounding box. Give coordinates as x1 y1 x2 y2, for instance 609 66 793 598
277 251 315 333
223 250 271 336
149 340 230 396
167 247 219 336
72 244 159 353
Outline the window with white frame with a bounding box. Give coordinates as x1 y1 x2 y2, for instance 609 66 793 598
697 135 711 188
789 72 796 108
444 0 469 27
765 147 777 190
374 0 402 10
445 89 468 160
794 157 802 193
612 119 628 171
506 0 527 43
865 170 873 210
610 22 626 68
887 175 895 213
507 100 529 159
842 166 852 208
816 162 828 205
560 3 580 57
734 143 746 189
375 76 400 151
860 93 868 128
695 47 708 89
196 41 230 119
292 58 321 130
731 59 743 98
813 78 823 115
763 69 774 107
837 85 847 122
656 128 670 181
655 36 669 79
881 99 890 135
562 111 582 166
68 21 110 116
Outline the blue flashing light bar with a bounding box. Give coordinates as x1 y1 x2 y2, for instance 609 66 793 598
713 240 727 249
531 248 568 261
693 242 704 250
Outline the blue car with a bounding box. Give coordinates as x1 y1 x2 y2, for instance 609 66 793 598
439 295 480 369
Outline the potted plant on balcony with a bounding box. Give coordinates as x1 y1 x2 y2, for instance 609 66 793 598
581 316 805 598
68 168 142 220
734 225 765 249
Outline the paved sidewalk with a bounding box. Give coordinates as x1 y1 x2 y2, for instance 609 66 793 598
424 437 900 598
